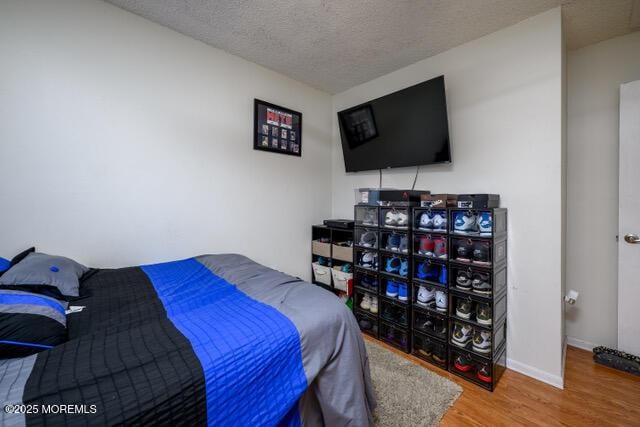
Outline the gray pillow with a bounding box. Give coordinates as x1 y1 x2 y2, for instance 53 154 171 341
0 253 88 297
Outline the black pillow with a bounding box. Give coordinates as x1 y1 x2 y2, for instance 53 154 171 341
0 289 68 358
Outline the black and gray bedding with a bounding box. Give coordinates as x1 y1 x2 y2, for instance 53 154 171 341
0 254 375 426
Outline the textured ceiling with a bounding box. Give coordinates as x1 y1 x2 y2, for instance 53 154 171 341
105 0 640 93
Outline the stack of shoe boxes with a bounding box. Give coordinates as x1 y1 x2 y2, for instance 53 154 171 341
447 196 508 391
353 206 382 339
411 203 451 369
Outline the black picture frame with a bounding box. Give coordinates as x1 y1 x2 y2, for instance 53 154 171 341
254 99 302 157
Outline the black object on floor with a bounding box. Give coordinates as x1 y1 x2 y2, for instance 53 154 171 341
593 346 640 376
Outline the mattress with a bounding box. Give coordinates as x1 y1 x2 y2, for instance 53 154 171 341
0 254 375 426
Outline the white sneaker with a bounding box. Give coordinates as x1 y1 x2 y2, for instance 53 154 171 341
396 212 408 227
419 212 434 229
370 297 379 314
433 214 447 231
385 211 399 226
360 294 371 310
435 290 448 312
416 285 435 306
473 330 492 354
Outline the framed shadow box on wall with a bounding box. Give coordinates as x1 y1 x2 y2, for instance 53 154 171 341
254 99 302 157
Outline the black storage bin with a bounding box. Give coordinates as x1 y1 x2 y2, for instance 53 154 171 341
380 297 410 327
449 264 506 298
380 252 411 280
450 208 507 238
413 258 448 288
380 229 410 254
355 247 379 272
355 227 379 249
355 205 379 227
379 321 410 353
413 232 448 261
413 306 448 341
355 311 378 338
413 207 448 233
354 269 379 294
413 331 448 369
448 345 506 391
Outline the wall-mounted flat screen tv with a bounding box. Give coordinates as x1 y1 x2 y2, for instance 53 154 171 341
338 75 451 172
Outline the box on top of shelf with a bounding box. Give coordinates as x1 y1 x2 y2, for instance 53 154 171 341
420 193 458 208
355 188 430 206
456 194 500 209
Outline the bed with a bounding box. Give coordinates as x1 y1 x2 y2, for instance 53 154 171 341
0 254 375 426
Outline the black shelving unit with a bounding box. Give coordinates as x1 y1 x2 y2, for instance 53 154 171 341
446 207 508 391
311 224 354 294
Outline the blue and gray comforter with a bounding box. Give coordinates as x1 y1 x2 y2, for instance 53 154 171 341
0 254 375 426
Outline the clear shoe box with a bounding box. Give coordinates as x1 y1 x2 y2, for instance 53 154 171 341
355 205 379 227
412 258 448 288
413 207 448 233
354 270 379 294
412 283 447 315
380 253 410 280
355 228 379 249
413 331 448 369
413 232 448 260
449 264 506 298
354 290 378 316
380 230 410 254
379 321 410 353
355 248 378 272
380 298 410 327
450 236 506 267
449 291 507 328
380 276 410 304
380 207 410 230
448 345 507 391
355 311 378 338
449 316 506 361
412 306 448 341
449 208 507 238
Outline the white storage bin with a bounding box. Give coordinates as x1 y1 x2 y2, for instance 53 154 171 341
331 269 352 292
312 262 332 286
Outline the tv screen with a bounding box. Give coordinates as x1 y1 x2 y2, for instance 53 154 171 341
338 75 451 172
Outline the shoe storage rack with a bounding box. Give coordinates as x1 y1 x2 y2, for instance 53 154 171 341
311 225 354 295
446 207 508 391
350 202 509 391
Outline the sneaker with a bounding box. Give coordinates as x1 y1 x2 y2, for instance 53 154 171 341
370 296 378 314
417 262 439 281
454 354 473 372
456 240 473 262
432 349 446 364
418 342 434 357
399 235 409 253
473 330 492 354
477 364 492 383
386 280 399 298
456 270 473 290
478 212 492 235
416 285 435 306
451 322 473 347
472 273 491 295
419 212 434 229
433 213 447 231
385 257 401 274
359 319 372 330
386 328 395 341
416 315 433 331
362 209 377 226
396 212 408 227
438 265 448 285
384 211 398 226
398 282 408 301
359 231 377 248
473 242 490 265
341 263 352 273
360 294 371 310
386 233 401 251
419 235 435 256
361 275 378 290
398 310 408 325
454 212 478 234
382 307 395 322
361 252 377 269
476 303 493 325
399 259 409 277
434 238 447 259
435 290 448 312
456 299 473 319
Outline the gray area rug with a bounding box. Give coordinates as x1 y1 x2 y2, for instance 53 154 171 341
366 340 462 426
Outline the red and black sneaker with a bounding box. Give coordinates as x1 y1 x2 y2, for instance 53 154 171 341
454 354 473 372
476 363 492 383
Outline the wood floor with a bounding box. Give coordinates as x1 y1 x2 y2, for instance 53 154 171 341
364 336 640 426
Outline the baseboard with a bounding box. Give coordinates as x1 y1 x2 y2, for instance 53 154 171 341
506 358 564 389
566 336 599 352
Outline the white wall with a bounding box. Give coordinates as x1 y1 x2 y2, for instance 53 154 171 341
566 31 640 350
0 0 332 279
332 9 565 386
